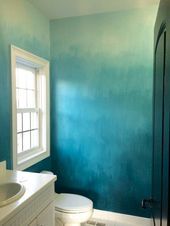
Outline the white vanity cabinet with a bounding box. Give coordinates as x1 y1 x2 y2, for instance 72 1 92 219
2 184 55 226
37 202 54 226
28 219 37 226
28 202 54 226
0 171 56 226
29 219 37 226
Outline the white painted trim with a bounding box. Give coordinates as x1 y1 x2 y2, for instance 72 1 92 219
11 45 50 170
92 209 151 226
11 45 49 65
0 161 6 175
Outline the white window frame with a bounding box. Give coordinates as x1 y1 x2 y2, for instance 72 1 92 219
11 45 50 170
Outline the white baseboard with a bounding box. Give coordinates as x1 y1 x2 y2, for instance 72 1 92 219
92 209 151 226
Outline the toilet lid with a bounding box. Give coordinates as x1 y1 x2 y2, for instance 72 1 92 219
55 193 93 213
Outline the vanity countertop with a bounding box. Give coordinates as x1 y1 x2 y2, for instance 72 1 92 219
0 170 56 224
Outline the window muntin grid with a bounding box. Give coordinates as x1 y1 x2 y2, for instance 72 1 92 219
16 63 40 154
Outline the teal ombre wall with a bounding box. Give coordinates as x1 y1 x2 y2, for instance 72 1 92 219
50 7 157 217
0 0 51 170
0 0 158 217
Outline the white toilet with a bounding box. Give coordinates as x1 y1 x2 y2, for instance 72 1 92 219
41 171 93 226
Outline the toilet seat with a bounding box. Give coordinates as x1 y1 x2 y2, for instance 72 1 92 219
55 193 93 213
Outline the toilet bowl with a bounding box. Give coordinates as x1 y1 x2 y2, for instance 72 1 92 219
55 193 93 226
41 171 93 226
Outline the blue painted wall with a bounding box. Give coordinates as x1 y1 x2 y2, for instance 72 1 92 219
0 0 158 217
0 0 51 171
50 7 157 217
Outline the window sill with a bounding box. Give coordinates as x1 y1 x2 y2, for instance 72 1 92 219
16 149 50 170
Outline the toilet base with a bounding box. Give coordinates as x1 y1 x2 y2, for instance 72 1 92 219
55 209 93 226
55 217 82 226
64 224 80 226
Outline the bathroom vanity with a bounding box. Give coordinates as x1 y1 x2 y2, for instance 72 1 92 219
0 170 56 226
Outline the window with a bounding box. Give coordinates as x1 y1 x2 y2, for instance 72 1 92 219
11 45 50 170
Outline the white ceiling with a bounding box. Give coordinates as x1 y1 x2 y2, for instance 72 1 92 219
29 0 159 20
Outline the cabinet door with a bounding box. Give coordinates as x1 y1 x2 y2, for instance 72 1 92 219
28 219 37 226
37 203 55 226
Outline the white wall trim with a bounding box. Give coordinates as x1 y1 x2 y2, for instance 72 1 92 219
0 161 6 175
92 209 152 226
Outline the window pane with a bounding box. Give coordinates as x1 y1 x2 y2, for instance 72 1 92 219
26 70 35 90
17 133 22 153
23 131 30 151
16 68 27 89
23 113 30 131
27 90 35 108
17 89 27 108
16 64 36 109
31 130 39 148
16 89 19 108
31 112 38 129
17 113 22 133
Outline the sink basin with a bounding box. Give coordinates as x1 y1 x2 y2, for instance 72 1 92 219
0 182 25 207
